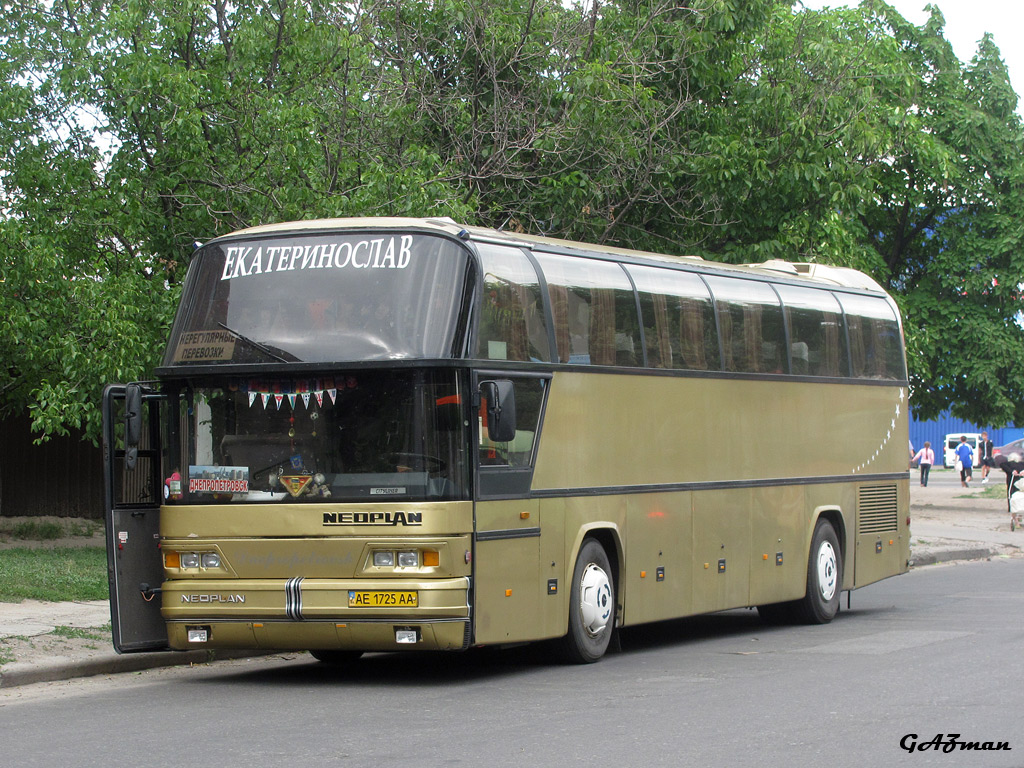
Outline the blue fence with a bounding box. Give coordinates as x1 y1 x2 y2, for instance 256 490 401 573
909 410 1023 452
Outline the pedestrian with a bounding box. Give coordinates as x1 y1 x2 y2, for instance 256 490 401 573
955 435 975 487
979 431 995 483
912 442 935 487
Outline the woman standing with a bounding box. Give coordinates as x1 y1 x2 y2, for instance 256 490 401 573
912 441 935 487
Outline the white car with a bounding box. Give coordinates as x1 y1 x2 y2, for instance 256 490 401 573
943 433 982 468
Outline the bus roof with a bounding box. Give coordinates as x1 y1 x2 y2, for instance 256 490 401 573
214 217 888 295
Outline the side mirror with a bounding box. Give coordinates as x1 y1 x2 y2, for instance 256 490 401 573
480 379 517 443
124 384 142 471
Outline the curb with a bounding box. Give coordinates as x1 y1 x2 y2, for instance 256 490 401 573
910 547 1000 568
0 649 277 689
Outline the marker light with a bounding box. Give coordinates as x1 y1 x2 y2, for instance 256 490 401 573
397 551 419 568
373 551 395 567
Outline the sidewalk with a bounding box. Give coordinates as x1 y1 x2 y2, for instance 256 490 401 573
907 468 1022 565
2 470 1021 689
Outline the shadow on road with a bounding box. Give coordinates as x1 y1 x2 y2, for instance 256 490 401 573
190 606 880 687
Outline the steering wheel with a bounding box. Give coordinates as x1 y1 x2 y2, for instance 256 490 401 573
388 452 446 473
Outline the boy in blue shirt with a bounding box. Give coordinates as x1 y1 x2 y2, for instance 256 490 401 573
955 436 975 487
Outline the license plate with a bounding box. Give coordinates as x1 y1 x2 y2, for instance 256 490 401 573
348 590 418 607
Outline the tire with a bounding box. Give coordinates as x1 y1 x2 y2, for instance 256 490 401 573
309 649 363 665
793 519 842 624
558 538 616 663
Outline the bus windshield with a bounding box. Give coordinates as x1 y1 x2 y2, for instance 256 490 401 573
163 231 470 366
167 370 469 504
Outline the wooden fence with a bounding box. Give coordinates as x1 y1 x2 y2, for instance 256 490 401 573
0 413 104 519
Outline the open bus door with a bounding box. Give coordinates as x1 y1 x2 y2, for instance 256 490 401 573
102 383 169 653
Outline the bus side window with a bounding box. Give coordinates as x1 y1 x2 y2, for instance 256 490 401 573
705 276 786 374
475 244 551 363
838 295 905 380
536 254 641 367
775 285 848 377
627 265 719 371
478 378 545 467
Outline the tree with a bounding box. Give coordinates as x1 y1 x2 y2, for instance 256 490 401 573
854 3 1024 426
2 0 1023 440
0 0 475 441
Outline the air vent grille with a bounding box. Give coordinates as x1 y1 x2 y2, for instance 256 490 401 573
858 484 899 534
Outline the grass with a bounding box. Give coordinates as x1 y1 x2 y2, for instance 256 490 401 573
3 520 64 540
0 518 100 542
51 624 110 641
953 478 1010 500
0 547 109 602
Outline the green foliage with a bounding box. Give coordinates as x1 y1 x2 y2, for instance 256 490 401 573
1 0 1023 433
50 624 109 640
0 548 109 602
5 521 63 540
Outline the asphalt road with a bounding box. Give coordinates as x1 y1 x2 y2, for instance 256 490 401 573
2 558 1022 768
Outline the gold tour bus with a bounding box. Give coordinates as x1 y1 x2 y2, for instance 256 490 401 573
103 217 910 664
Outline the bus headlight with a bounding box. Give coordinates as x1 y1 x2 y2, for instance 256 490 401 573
373 551 395 567
201 553 221 568
180 553 201 569
397 551 419 568
174 552 221 570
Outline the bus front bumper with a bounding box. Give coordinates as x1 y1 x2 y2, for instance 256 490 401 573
161 576 471 652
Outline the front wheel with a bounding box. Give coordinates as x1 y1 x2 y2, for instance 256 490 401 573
794 519 842 624
558 538 616 663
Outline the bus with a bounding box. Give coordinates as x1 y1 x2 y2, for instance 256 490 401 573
103 217 910 664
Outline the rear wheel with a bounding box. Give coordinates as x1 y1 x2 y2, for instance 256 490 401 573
793 519 842 624
309 650 363 665
558 538 615 663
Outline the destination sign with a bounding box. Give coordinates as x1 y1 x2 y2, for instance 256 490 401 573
220 235 414 281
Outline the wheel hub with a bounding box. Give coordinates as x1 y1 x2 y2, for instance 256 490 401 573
816 541 838 601
579 563 612 636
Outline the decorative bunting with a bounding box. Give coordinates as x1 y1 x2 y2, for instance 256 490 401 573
238 378 354 409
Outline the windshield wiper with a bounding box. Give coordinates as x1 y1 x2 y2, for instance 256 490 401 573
217 322 292 364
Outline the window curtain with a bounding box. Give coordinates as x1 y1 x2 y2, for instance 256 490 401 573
652 293 672 368
590 288 616 366
549 284 571 363
680 298 707 370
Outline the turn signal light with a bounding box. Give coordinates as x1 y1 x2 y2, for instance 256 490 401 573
423 551 439 567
